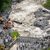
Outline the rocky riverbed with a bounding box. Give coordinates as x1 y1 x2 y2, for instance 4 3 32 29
8 0 50 50
9 0 49 38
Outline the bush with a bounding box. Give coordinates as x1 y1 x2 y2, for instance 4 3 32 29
0 0 11 12
10 31 20 40
43 0 50 10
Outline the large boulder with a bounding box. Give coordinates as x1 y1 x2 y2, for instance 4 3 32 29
34 18 49 29
34 8 50 20
34 8 44 18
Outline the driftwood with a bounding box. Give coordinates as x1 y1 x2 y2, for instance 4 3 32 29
13 21 22 24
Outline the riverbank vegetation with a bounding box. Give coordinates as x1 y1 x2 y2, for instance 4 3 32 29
10 31 20 40
43 0 50 10
0 0 11 12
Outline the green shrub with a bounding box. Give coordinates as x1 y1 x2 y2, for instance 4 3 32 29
0 0 11 12
10 31 20 40
43 0 50 10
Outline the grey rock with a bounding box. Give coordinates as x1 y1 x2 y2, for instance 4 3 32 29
34 11 43 18
0 39 4 45
46 30 50 35
0 28 4 37
44 25 50 36
45 16 50 20
34 8 50 20
34 8 45 18
44 25 50 30
34 18 49 29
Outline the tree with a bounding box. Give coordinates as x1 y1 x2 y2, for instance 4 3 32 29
43 0 50 10
0 0 11 12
